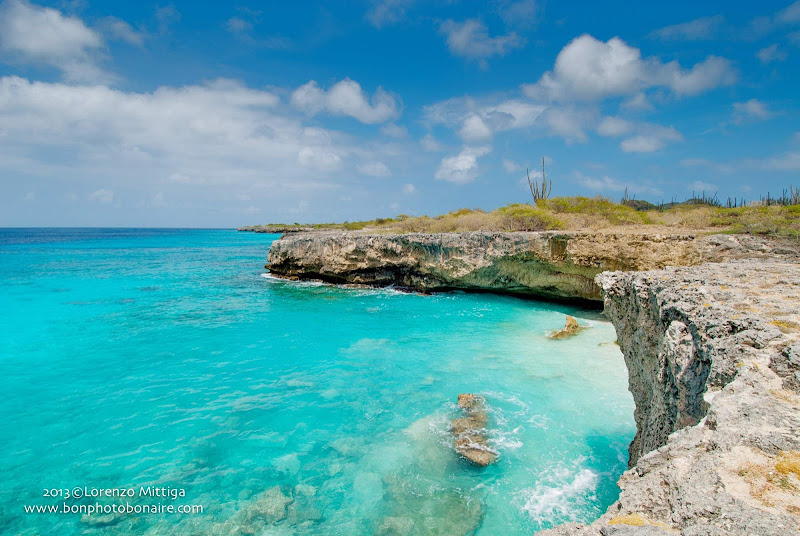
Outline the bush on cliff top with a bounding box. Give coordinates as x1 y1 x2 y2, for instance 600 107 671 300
250 195 800 238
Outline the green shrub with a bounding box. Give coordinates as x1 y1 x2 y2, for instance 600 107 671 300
495 204 564 231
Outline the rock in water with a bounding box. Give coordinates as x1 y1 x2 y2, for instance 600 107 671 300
451 394 497 466
549 315 584 339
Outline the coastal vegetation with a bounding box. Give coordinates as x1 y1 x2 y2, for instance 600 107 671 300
244 190 800 239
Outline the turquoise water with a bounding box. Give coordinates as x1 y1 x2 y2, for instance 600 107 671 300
0 228 635 535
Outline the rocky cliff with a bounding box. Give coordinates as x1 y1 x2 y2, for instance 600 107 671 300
542 259 800 535
266 231 788 302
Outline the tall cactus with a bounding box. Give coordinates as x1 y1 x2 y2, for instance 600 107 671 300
527 157 551 202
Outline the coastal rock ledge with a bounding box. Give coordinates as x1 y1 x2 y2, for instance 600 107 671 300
265 231 789 302
542 259 800 536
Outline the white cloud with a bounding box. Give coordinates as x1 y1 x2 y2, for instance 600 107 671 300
522 34 736 101
574 172 662 196
0 76 379 202
290 79 399 124
763 151 800 171
541 106 592 143
439 19 524 63
621 92 652 111
226 16 253 35
746 1 800 37
401 183 417 194
89 188 114 203
380 123 407 138
420 134 443 152
99 16 145 46
498 0 538 29
732 99 773 123
620 125 682 153
297 147 342 171
425 96 545 140
0 0 110 83
779 1 800 24
502 158 521 173
649 16 724 40
435 146 491 184
357 161 391 177
366 0 414 28
596 116 634 137
690 181 718 192
459 114 493 141
756 43 787 63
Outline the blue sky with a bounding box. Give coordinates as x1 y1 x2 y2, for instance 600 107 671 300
1 0 799 227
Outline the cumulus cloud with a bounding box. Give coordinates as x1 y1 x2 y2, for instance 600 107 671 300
291 78 399 124
0 76 384 206
459 114 493 141
425 96 545 140
99 16 145 46
620 125 682 153
420 134 443 152
621 92 653 111
401 183 417 194
0 0 111 83
747 1 800 37
357 161 391 177
597 118 682 152
439 19 524 64
435 146 491 184
366 0 415 28
649 15 724 41
763 151 800 171
574 172 662 196
380 123 407 138
596 116 634 137
522 34 736 101
498 0 538 29
502 158 521 173
756 44 787 63
732 99 773 123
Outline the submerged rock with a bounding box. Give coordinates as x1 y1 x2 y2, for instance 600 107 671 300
549 315 585 339
451 394 497 466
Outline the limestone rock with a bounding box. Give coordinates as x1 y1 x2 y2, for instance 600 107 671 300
550 315 585 339
266 231 793 301
540 259 800 535
451 394 497 466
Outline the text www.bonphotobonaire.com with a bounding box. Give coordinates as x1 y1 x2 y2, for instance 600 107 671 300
24 486 203 516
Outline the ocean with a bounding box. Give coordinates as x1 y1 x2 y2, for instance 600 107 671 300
0 228 635 535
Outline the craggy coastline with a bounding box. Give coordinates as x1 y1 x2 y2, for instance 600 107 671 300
266 230 800 534
266 230 792 302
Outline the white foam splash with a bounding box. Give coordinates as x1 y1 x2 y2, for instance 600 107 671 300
516 468 598 524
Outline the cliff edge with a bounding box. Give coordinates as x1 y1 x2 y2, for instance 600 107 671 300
542 259 800 535
266 231 789 302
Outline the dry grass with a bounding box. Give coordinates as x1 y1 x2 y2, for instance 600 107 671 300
254 196 800 238
738 451 800 508
608 513 672 530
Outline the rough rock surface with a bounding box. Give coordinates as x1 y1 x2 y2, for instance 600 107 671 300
541 259 800 535
550 314 585 339
452 394 497 466
266 231 792 301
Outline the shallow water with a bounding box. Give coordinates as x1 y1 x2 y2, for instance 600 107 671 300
0 228 635 535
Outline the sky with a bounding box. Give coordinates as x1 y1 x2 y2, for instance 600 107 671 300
1 0 799 227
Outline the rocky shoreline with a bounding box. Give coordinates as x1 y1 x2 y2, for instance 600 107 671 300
264 230 800 534
266 230 793 302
